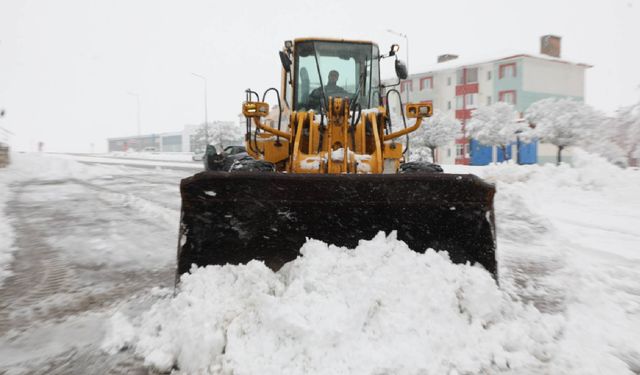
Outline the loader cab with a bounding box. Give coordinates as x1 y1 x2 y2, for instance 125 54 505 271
287 39 381 113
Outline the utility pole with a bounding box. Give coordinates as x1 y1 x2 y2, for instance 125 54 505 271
191 73 209 146
387 29 410 104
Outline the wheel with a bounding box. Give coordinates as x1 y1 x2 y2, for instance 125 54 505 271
229 156 276 172
398 161 444 173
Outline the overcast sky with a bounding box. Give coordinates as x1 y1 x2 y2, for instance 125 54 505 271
1 0 639 152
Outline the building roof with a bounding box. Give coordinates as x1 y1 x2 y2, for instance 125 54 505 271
409 50 592 78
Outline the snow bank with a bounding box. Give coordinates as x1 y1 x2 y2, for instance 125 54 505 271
109 232 563 374
479 149 635 191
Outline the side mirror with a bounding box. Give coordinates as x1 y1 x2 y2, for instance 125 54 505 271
279 51 292 73
388 44 400 57
395 60 408 80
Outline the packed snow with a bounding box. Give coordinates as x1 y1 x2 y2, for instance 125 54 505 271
101 150 640 374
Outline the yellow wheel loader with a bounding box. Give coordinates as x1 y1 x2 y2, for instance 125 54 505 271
177 38 497 277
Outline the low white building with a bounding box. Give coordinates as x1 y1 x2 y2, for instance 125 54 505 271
107 121 237 153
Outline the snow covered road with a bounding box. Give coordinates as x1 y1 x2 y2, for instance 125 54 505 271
0 152 639 374
0 154 187 373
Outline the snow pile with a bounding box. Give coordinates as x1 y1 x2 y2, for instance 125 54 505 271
108 232 565 374
480 149 634 191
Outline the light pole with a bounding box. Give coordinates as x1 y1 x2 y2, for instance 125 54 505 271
387 29 410 103
126 91 141 136
191 73 209 147
0 109 9 145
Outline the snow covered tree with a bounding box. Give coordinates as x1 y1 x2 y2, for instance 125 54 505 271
580 115 627 167
467 102 520 162
211 121 244 149
193 121 244 152
611 102 640 166
411 111 461 162
525 98 600 165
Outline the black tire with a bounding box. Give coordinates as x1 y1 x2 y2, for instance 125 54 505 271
229 156 276 172
398 161 444 174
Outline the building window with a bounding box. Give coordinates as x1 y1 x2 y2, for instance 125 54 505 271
447 77 451 86
455 94 478 109
487 96 492 105
499 90 517 105
487 71 492 80
447 148 451 157
456 70 464 85
466 94 477 108
456 68 478 84
466 68 478 83
419 76 433 91
456 144 464 158
447 101 451 110
400 80 413 93
499 63 517 79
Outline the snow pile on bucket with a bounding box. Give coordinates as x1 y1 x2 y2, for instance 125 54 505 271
105 232 564 374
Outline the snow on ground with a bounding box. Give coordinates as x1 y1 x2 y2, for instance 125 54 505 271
2 151 639 373
53 152 203 170
102 150 640 374
0 152 187 373
0 153 100 285
98 151 197 162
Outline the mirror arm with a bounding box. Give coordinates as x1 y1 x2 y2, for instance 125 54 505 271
383 117 422 141
252 117 291 140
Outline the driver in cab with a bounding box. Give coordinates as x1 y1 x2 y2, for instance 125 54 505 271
308 70 348 111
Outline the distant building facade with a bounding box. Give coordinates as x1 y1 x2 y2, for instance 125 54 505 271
107 122 234 152
389 35 591 165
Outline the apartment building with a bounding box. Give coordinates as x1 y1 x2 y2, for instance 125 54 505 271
395 35 591 165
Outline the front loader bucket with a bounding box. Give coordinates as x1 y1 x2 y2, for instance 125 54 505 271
177 172 497 277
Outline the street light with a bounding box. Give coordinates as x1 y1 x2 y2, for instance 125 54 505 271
191 73 210 148
126 91 141 136
191 73 209 126
387 29 410 103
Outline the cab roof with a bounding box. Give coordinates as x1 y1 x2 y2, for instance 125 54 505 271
293 37 378 47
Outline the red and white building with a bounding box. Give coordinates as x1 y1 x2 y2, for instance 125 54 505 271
388 35 591 165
